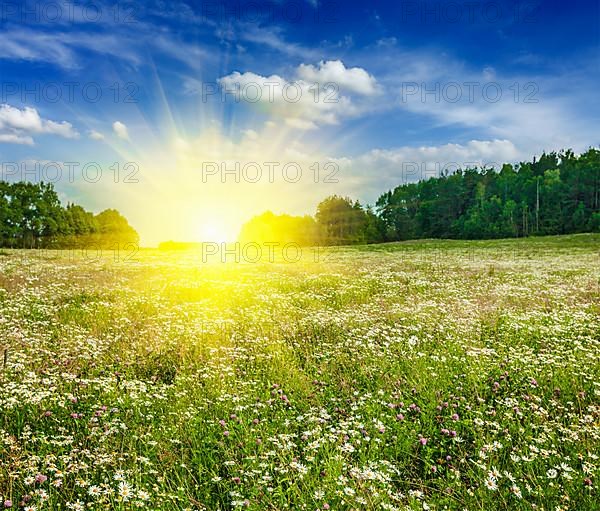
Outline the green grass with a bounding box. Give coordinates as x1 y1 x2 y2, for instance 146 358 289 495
0 234 599 510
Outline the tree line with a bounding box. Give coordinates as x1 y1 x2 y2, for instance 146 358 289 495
240 148 600 245
0 181 139 248
3 148 598 249
238 197 383 246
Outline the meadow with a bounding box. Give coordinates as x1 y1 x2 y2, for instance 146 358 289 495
0 235 598 510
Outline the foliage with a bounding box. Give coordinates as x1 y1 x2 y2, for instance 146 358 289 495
238 211 322 246
315 195 385 245
240 149 599 246
0 181 139 248
376 148 600 240
239 198 385 246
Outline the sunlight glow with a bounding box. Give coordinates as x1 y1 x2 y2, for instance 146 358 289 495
75 73 348 246
197 218 230 242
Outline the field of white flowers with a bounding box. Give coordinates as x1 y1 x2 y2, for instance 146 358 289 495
0 235 598 510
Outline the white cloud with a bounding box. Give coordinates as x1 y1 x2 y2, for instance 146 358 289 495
378 48 600 156
396 83 591 155
325 139 524 200
217 60 377 129
0 29 142 69
237 24 318 60
0 104 79 144
112 121 130 140
356 139 520 171
284 118 319 130
0 104 43 132
0 26 208 71
296 60 379 96
44 120 80 138
0 30 77 68
0 133 34 145
218 71 344 129
241 128 259 140
88 130 105 140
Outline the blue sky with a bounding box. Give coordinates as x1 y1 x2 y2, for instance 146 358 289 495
0 0 598 244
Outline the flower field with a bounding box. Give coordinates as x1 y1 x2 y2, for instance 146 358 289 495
0 235 599 510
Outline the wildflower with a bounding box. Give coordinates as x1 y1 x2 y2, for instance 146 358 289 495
138 490 150 501
489 467 501 479
559 463 572 472
340 443 355 453
547 469 558 479
118 481 133 501
484 478 498 491
88 486 102 497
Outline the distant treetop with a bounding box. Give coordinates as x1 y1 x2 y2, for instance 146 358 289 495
0 181 139 248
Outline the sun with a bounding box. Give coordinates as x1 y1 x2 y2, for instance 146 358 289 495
197 219 230 243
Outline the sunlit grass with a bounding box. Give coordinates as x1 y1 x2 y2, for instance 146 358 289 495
0 234 599 510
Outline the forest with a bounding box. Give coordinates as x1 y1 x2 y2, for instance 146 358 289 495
0 181 138 248
241 148 600 245
2 148 599 248
376 148 600 241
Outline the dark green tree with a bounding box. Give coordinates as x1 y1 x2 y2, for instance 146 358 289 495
0 181 138 248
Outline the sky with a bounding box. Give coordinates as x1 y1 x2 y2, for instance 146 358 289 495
0 0 598 245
